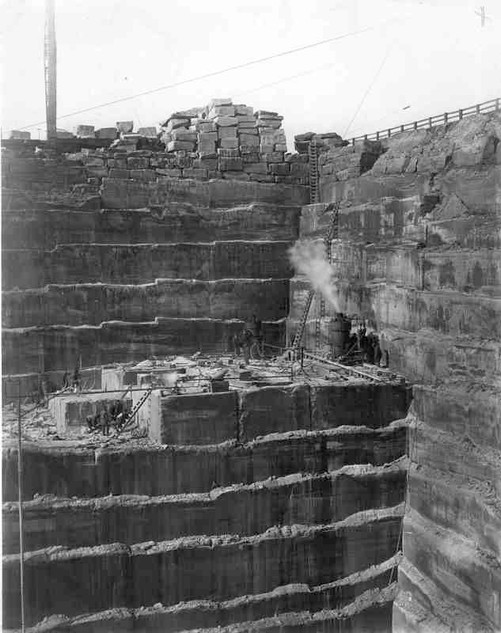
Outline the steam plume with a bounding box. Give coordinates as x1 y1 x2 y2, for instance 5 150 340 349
289 239 339 312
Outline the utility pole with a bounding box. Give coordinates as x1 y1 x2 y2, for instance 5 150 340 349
44 0 57 139
475 6 487 27
17 380 26 632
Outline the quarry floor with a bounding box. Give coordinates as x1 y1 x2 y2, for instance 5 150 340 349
3 351 410 632
2 352 401 446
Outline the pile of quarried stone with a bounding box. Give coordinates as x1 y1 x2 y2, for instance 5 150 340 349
155 98 307 184
6 99 311 187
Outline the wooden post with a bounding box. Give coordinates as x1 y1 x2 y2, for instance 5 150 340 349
44 0 57 139
17 380 26 632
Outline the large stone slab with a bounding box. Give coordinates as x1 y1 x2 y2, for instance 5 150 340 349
1 204 301 249
2 425 407 500
48 392 132 433
152 391 238 445
2 241 292 289
238 384 311 441
100 177 308 209
2 318 285 374
2 279 291 328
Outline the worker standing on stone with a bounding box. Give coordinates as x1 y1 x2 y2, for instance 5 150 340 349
71 362 81 393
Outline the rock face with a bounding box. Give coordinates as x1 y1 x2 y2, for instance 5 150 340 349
1 131 308 397
288 112 501 632
2 101 411 633
2 381 410 631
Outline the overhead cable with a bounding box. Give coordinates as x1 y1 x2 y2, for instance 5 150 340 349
18 24 373 130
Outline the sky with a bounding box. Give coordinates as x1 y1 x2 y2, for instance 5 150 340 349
1 0 500 148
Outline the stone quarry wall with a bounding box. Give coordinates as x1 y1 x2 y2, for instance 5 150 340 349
1 99 309 398
1 98 413 633
288 112 501 631
2 381 410 631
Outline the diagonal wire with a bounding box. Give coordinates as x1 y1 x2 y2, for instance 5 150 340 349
343 42 394 138
18 24 375 130
234 59 341 99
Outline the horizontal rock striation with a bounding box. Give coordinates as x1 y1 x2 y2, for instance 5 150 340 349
2 279 291 328
2 506 403 629
7 564 397 632
2 318 286 375
3 462 406 554
1 204 302 249
2 422 408 501
288 111 501 631
2 377 409 631
2 139 306 393
2 103 413 632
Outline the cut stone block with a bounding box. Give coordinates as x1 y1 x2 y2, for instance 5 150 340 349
209 105 236 118
222 171 250 180
198 131 217 143
219 156 243 171
198 140 216 154
130 169 157 181
196 156 218 169
269 163 290 175
183 167 208 180
172 129 198 142
257 119 282 129
167 140 196 152
151 391 238 444
238 126 257 135
235 105 254 116
116 121 134 134
239 134 259 147
164 118 190 133
75 125 95 138
214 116 238 127
255 110 280 118
220 138 239 149
208 98 233 108
109 168 130 179
137 127 158 138
197 121 217 133
95 128 117 139
218 127 237 139
9 130 31 140
217 148 240 158
243 162 267 174
239 384 310 441
262 151 285 162
127 156 150 169
49 392 132 433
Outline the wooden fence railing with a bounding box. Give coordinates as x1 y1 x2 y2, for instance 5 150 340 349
349 97 501 145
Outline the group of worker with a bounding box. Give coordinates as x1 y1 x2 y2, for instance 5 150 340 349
86 400 131 435
351 325 388 366
232 315 264 363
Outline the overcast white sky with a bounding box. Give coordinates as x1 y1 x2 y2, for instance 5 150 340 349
1 0 500 147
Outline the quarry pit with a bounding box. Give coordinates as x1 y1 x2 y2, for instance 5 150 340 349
2 99 501 632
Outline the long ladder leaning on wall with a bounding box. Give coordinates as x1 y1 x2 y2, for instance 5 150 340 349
291 201 341 353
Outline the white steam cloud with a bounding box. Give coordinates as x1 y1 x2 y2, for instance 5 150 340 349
289 239 339 312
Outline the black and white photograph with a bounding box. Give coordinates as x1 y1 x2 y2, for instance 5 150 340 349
1 0 500 631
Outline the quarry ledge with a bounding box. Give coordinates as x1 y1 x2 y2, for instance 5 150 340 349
2 460 407 552
12 556 400 633
2 422 408 500
2 506 403 626
2 316 286 333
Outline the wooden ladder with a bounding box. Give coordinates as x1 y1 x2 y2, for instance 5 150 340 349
118 386 153 433
308 139 319 204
